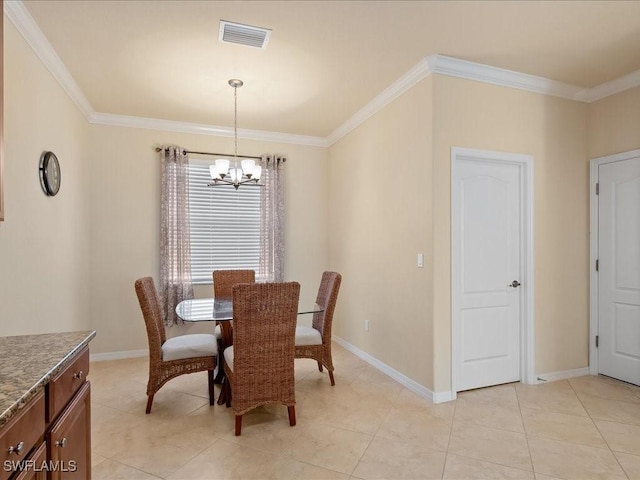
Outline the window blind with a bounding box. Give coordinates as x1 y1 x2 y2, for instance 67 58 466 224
188 160 260 284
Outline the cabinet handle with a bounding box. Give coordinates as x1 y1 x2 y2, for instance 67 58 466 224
55 438 67 448
73 370 84 379
7 442 24 455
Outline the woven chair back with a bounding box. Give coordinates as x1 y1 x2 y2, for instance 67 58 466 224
312 271 342 344
213 270 256 299
134 277 166 364
231 281 300 412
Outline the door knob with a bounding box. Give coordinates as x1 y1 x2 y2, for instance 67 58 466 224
509 280 521 288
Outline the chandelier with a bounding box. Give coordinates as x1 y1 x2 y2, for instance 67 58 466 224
207 79 262 190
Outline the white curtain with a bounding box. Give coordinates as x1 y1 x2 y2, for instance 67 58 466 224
160 146 193 326
259 154 286 282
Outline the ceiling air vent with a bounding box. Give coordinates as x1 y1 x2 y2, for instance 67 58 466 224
219 20 272 49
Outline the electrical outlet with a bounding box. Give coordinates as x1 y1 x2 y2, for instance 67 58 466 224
364 319 370 332
417 253 424 268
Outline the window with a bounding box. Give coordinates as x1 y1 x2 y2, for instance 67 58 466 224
188 159 260 284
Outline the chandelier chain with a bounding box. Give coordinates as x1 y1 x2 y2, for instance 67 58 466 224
234 85 238 161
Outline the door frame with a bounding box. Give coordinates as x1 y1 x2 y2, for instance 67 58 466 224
589 148 640 375
451 147 535 396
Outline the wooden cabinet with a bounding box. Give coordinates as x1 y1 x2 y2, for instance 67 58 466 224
46 348 89 424
12 444 46 480
0 394 45 480
47 382 90 480
0 347 91 479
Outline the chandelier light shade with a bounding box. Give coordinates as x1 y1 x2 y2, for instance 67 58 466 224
208 79 262 190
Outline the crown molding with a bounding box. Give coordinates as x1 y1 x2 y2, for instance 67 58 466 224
326 57 433 146
7 0 640 149
4 0 94 120
428 55 590 102
5 0 326 147
584 68 640 103
89 113 328 147
324 54 597 145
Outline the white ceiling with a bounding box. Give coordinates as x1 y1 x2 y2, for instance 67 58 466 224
18 1 640 139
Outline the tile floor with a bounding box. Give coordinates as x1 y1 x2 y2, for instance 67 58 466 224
89 343 640 479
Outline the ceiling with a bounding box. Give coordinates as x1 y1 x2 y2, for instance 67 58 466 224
20 1 640 139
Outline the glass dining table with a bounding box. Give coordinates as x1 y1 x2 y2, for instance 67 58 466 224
176 298 322 323
175 298 323 404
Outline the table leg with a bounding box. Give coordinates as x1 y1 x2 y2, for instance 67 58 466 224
214 324 224 384
216 321 233 405
214 362 224 384
218 377 230 406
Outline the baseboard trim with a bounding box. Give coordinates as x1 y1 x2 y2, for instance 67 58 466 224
432 390 456 403
535 367 590 383
332 336 451 404
90 349 148 362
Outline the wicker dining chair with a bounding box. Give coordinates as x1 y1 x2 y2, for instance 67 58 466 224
223 281 300 436
134 277 217 413
294 271 342 386
212 269 256 340
212 270 256 381
212 269 256 299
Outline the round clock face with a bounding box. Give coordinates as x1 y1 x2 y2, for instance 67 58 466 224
40 151 61 196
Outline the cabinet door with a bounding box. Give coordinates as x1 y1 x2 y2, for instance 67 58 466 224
12 443 46 480
0 392 44 480
47 382 90 480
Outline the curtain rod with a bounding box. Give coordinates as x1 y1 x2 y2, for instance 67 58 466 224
155 147 262 161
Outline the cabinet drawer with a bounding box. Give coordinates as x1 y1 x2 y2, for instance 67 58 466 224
0 392 45 480
46 348 89 423
12 441 46 480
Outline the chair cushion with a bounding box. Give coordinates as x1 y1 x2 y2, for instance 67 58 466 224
162 334 218 362
295 326 322 346
223 346 234 372
214 324 222 340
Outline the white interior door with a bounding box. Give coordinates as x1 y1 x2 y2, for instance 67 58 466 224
453 153 524 391
598 156 640 386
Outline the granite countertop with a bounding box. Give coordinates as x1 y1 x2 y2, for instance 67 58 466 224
0 330 96 428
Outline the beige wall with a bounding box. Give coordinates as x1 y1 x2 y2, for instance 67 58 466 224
0 20 92 335
2 15 329 354
5 7 631 393
588 85 640 159
329 74 590 394
432 75 589 391
88 125 329 354
329 77 434 388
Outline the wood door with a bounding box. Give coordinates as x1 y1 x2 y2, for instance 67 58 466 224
47 382 91 480
453 153 524 391
598 156 640 386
